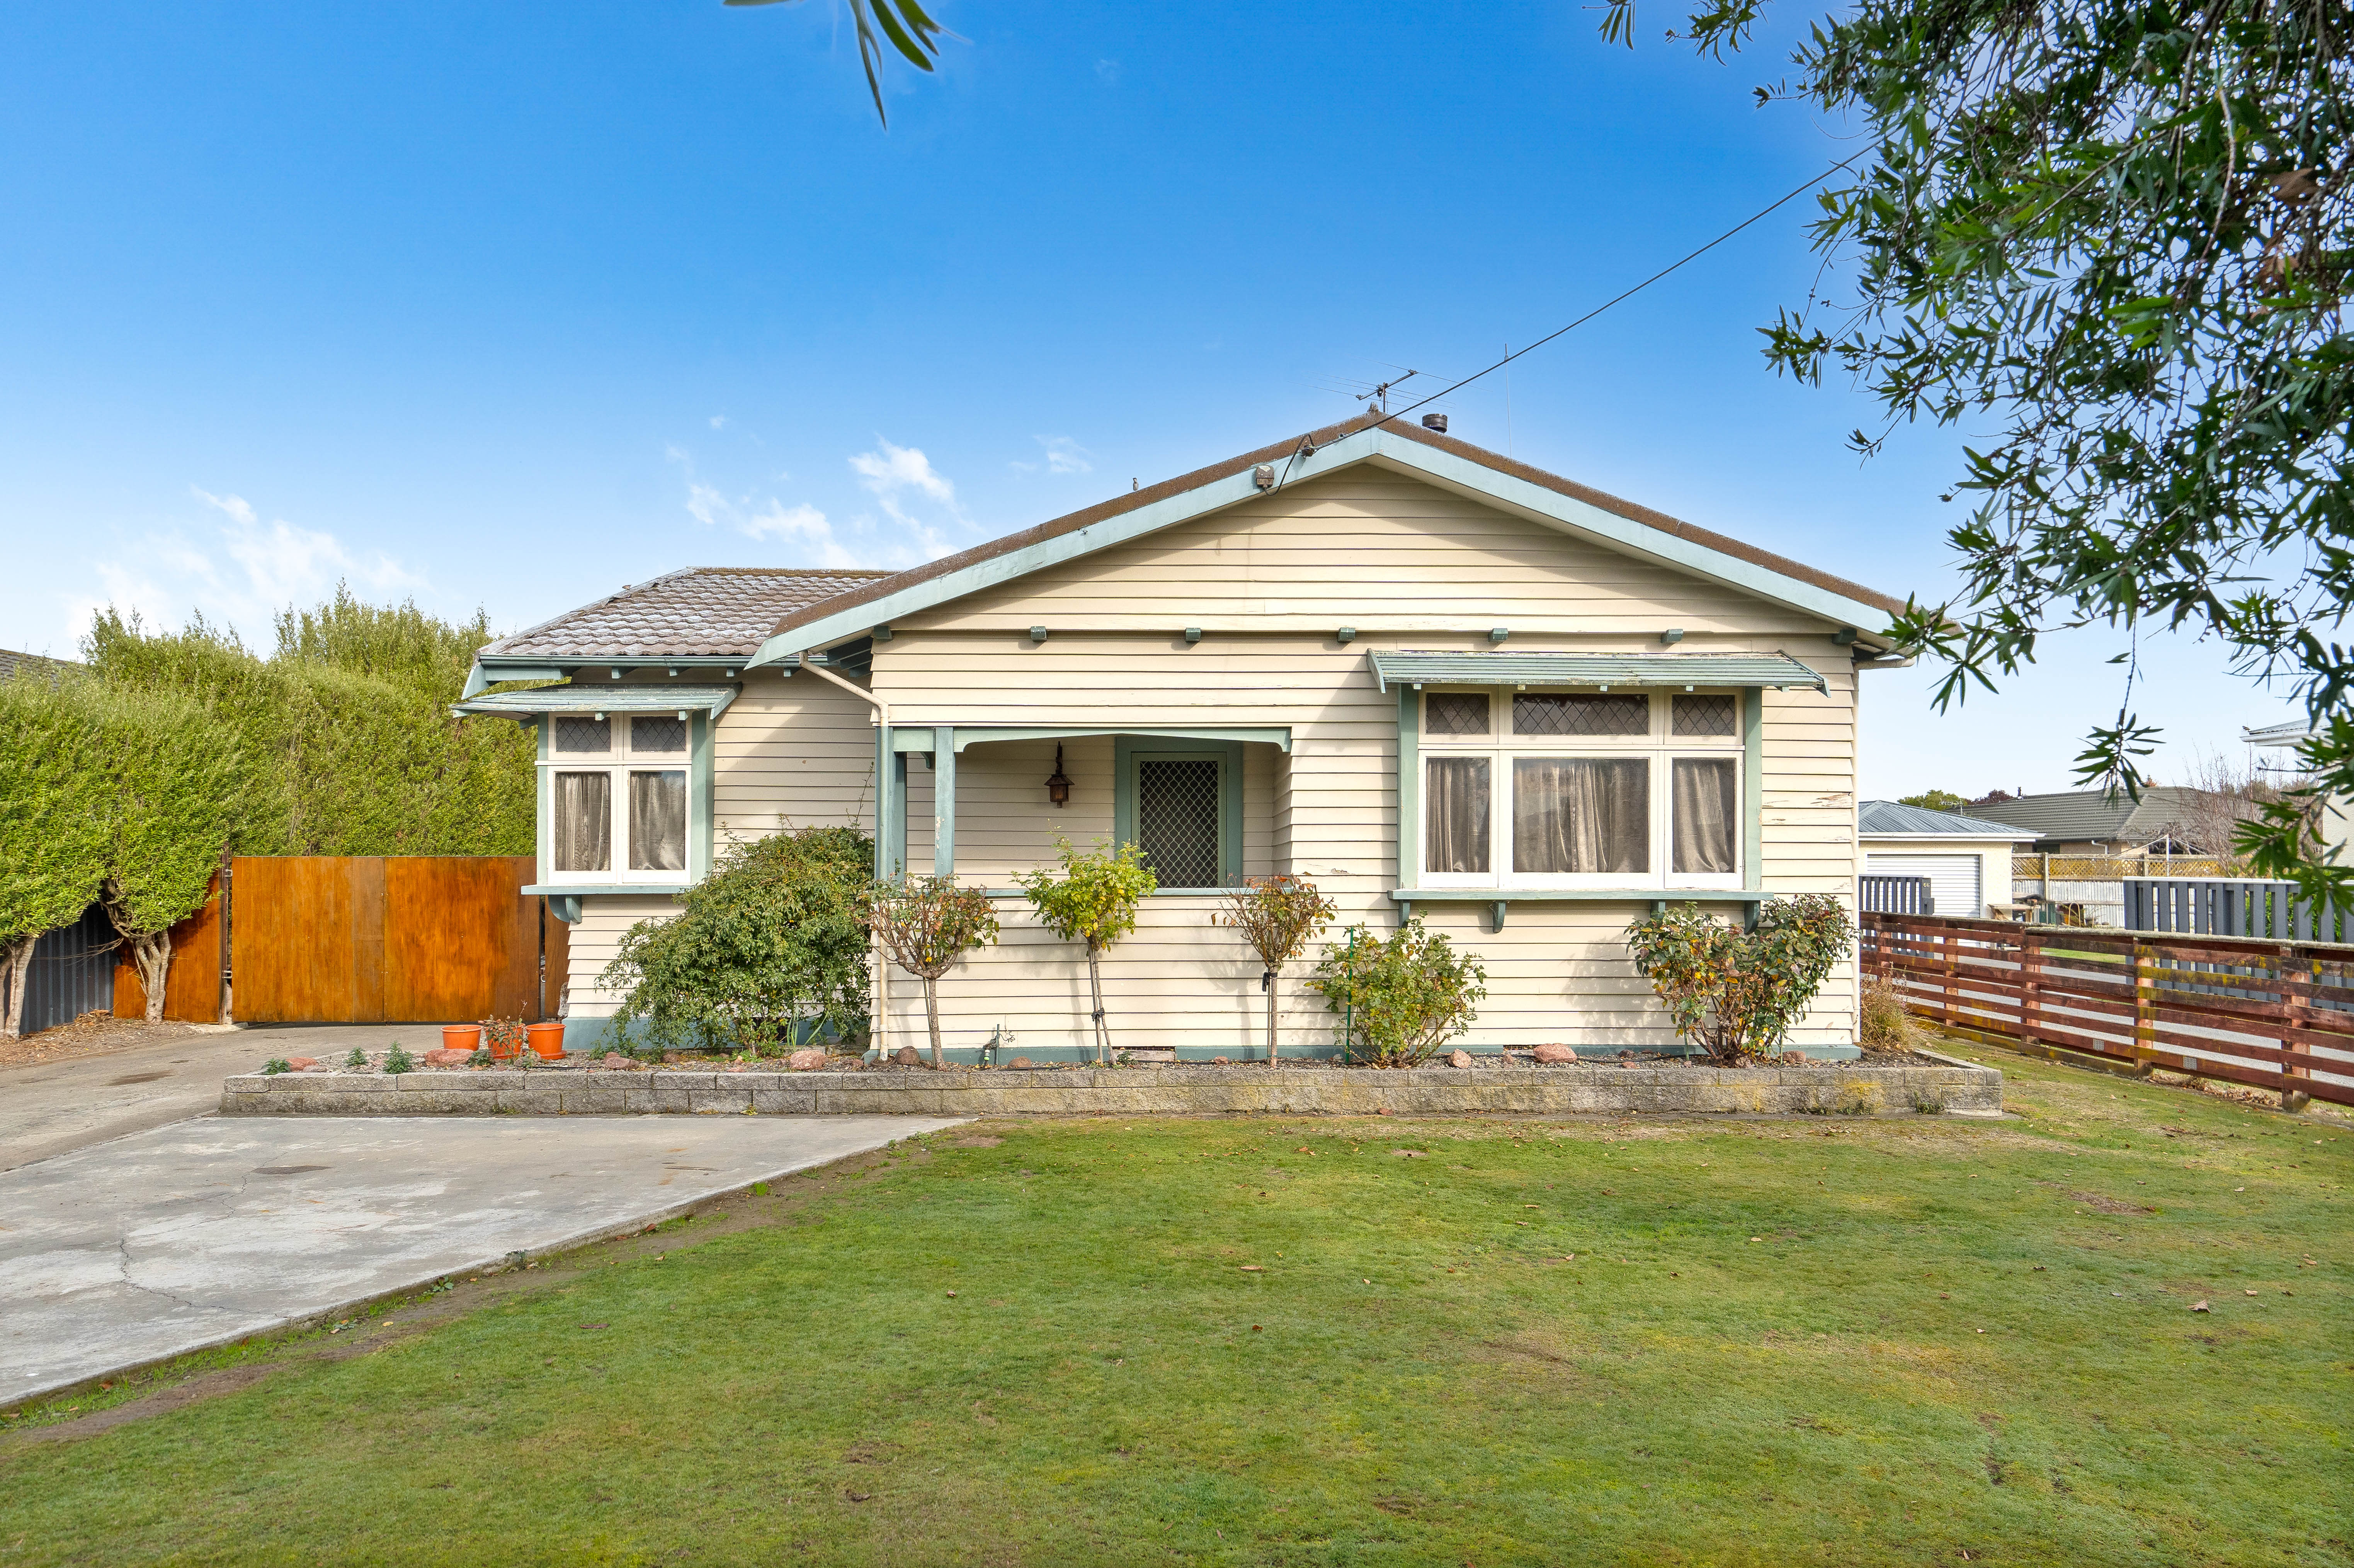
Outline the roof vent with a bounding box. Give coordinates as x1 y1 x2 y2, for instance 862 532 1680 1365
1422 414 1448 433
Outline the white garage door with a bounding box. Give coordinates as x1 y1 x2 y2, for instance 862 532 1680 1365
1865 854 1982 918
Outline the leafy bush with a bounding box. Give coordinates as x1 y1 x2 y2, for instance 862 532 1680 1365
1017 839 1157 1065
481 1017 526 1058
1305 919 1488 1067
0 674 107 1039
866 875 1001 1067
1622 896 1853 1063
344 1046 368 1069
1215 875 1337 1067
383 1042 416 1075
602 826 874 1056
261 1058 292 1075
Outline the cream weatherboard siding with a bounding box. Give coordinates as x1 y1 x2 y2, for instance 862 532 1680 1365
560 464 1871 1057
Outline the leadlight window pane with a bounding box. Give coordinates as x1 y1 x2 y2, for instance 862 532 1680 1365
1137 758 1221 887
631 715 688 754
1514 693 1650 737
1672 694 1738 737
1425 692 1490 737
1424 757 1492 874
554 715 611 753
1512 758 1648 874
553 773 612 872
1672 758 1738 873
628 770 688 872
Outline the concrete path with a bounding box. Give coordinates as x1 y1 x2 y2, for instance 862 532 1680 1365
0 1115 961 1406
1 1024 396 1171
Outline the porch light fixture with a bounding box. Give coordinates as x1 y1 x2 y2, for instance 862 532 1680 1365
1044 744 1073 807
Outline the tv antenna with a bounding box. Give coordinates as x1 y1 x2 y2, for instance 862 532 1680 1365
1357 369 1419 414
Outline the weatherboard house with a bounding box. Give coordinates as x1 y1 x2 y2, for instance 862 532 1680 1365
458 413 1910 1061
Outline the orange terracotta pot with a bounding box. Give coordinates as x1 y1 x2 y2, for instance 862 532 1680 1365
526 1020 566 1060
441 1024 484 1054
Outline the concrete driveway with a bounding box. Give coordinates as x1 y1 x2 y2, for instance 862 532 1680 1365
1 1114 961 1406
1 1024 396 1171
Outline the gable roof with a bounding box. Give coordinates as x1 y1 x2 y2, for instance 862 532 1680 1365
478 567 889 663
1963 787 2205 846
0 648 77 682
1859 800 2039 839
748 411 1910 667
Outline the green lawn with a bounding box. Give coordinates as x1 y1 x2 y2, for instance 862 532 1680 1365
3 1049 2349 1566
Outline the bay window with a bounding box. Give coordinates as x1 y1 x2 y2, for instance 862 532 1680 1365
544 713 692 883
1418 689 1741 889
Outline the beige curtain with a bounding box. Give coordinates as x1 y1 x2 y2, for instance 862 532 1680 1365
1672 758 1737 873
1424 757 1491 873
629 770 688 871
1515 758 1648 874
553 772 611 873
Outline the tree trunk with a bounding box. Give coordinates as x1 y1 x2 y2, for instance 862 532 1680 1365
131 930 173 1023
1086 943 1109 1065
1265 967 1279 1067
923 973 943 1069
0 935 35 1039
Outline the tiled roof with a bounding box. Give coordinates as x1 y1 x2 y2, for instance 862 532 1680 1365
480 568 889 661
1859 800 2039 838
0 648 77 681
1963 787 2203 845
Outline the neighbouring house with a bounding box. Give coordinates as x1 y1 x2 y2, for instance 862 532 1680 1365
458 412 1911 1061
0 648 78 682
2245 720 2350 863
1858 800 2037 918
1965 786 2215 857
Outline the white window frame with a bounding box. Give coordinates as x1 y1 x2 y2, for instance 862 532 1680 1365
540 713 694 885
1416 688 1743 892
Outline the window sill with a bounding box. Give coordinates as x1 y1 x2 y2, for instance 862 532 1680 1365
974 886 1238 899
523 883 690 898
1389 887 1767 932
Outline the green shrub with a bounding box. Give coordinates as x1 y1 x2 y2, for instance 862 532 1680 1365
1623 895 1853 1063
602 826 874 1056
383 1043 416 1075
1305 919 1488 1067
344 1047 368 1069
1214 874 1337 1067
1016 839 1157 1065
261 1058 292 1075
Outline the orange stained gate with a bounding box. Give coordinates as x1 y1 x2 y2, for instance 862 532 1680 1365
225 856 558 1024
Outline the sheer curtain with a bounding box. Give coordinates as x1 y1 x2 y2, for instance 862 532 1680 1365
553 773 611 873
629 770 688 871
1424 757 1491 873
1671 758 1737 873
1515 758 1648 874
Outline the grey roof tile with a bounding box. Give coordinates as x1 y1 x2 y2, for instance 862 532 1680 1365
481 568 888 661
1963 787 2203 845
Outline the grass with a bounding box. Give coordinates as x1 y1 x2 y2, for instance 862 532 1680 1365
2 1047 2348 1566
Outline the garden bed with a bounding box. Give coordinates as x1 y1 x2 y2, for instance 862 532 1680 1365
221 1052 2000 1118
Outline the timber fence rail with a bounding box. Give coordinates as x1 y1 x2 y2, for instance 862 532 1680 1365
1860 911 2354 1108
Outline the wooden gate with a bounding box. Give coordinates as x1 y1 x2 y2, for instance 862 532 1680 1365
228 856 552 1024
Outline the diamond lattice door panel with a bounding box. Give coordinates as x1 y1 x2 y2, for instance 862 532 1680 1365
1136 759 1221 887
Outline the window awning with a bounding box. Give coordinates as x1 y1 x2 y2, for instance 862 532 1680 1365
452 683 740 722
1366 651 1827 695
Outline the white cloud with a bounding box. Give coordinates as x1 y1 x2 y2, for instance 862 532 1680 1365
709 415 728 430
1012 435 1092 476
62 489 424 648
668 448 864 567
1096 58 1121 83
850 439 959 512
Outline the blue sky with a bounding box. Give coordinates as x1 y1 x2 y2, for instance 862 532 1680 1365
0 0 2295 798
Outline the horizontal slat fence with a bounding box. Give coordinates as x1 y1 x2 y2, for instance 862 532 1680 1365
1861 911 2354 1108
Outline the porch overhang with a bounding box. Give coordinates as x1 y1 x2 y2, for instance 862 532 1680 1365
452 683 742 724
1366 651 1828 695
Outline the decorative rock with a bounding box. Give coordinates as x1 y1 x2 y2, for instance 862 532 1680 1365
1447 1050 1474 1069
1532 1043 1577 1065
284 1056 319 1071
786 1047 827 1071
891 1045 923 1066
1008 1056 1034 1069
1211 1056 1230 1065
421 1048 473 1069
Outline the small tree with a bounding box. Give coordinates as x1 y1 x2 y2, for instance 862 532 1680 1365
1305 919 1488 1068
866 875 1002 1067
91 686 240 1022
1214 874 1336 1067
1622 896 1853 1063
602 826 873 1055
1016 838 1157 1064
0 677 107 1039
